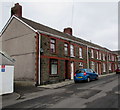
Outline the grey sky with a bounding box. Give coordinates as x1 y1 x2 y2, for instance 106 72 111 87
0 1 118 51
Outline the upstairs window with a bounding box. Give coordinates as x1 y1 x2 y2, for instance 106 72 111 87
96 51 99 59
70 45 74 57
64 43 68 56
118 56 120 61
103 53 105 61
109 54 111 61
99 52 101 60
112 55 114 61
79 48 83 58
91 49 94 58
50 39 56 53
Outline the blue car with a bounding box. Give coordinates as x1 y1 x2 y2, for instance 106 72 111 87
74 69 99 83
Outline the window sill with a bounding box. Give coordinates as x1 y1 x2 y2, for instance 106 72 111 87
49 75 59 77
70 56 75 58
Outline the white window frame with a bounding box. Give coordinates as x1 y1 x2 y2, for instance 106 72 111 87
64 43 68 56
96 51 99 59
109 63 111 70
91 49 94 58
50 59 58 75
79 47 83 58
99 52 101 60
70 45 74 57
103 63 106 72
103 53 105 61
109 54 111 61
115 64 117 70
112 55 114 61
50 39 56 53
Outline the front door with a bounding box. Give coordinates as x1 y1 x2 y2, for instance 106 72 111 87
65 60 69 79
98 63 102 75
71 62 74 79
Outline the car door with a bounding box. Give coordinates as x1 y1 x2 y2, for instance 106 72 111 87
90 69 97 79
86 69 92 79
89 69 95 79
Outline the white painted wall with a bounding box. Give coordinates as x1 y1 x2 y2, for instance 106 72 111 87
0 65 14 95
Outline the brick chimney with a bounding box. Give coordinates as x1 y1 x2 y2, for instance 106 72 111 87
63 27 72 36
11 3 22 17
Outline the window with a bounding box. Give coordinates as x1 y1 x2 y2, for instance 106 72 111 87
112 55 114 61
114 56 116 62
109 54 111 61
64 43 68 55
50 59 58 75
91 49 94 58
118 56 120 61
99 52 101 60
96 51 99 59
70 45 74 57
79 62 83 69
103 53 105 61
50 39 56 53
115 64 117 70
103 63 106 72
91 61 95 71
79 48 83 58
109 63 111 70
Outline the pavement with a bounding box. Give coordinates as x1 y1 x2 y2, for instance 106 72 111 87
1 72 116 108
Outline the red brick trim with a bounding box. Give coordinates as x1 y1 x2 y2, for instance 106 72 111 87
41 55 87 63
34 32 39 86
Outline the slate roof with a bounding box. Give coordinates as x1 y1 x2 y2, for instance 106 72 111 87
19 17 110 51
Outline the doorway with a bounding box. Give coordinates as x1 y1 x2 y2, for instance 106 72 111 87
65 60 69 79
71 62 74 79
97 63 101 75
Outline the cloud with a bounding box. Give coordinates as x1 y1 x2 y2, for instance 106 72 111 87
0 1 118 51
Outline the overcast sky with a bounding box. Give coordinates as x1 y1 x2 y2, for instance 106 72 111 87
0 0 118 51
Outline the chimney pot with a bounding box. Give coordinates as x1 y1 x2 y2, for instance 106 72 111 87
63 27 72 36
11 3 22 17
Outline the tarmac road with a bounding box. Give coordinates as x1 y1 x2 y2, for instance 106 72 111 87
3 74 119 109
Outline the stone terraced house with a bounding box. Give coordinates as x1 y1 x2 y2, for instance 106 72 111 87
0 3 118 86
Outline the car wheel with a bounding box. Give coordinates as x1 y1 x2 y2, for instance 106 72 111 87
95 76 99 80
86 77 90 82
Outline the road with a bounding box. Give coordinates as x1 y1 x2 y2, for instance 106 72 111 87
3 74 120 109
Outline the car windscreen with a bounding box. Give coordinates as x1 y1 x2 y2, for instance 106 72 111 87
75 69 85 74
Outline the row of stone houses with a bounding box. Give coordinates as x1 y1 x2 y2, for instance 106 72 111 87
0 3 118 86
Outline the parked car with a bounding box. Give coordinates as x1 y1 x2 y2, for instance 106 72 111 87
74 69 99 83
115 67 120 74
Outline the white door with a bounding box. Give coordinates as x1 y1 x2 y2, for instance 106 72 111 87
71 62 74 79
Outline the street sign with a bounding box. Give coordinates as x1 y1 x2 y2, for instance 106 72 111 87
1 65 5 72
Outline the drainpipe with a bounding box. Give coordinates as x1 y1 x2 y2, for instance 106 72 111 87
87 46 89 68
35 32 41 86
38 33 41 85
35 32 39 86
